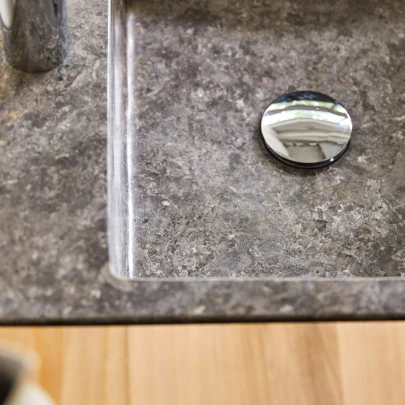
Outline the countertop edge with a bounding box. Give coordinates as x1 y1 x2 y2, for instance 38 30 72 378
1 278 405 324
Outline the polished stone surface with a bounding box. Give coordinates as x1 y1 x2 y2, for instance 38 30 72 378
0 0 404 324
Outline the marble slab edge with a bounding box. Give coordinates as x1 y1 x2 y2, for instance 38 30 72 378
1 277 405 325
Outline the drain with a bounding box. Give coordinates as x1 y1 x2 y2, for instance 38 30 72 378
260 91 352 168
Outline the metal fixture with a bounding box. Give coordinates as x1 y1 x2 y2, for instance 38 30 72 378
261 91 352 168
0 0 68 72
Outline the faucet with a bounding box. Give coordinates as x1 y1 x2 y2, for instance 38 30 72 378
0 0 68 72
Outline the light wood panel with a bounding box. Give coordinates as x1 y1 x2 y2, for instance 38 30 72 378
0 322 404 405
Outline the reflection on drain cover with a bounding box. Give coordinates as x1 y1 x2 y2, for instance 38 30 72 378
261 91 352 168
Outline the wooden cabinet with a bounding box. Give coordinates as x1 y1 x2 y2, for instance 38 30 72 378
0 322 404 405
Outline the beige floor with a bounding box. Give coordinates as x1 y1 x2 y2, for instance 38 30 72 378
0 322 404 405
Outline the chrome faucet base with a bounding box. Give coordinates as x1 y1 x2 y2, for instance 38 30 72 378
0 0 68 73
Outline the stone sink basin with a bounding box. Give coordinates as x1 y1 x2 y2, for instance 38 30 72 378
108 0 405 280
1 0 405 323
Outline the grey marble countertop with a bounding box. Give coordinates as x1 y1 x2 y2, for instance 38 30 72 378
0 0 404 325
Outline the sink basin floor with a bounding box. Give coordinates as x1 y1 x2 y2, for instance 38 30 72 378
108 0 405 279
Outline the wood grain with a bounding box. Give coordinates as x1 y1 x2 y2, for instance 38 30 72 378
0 322 404 405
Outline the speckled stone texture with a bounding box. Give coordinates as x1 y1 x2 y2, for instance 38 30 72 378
111 0 405 278
0 0 109 321
0 0 404 324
